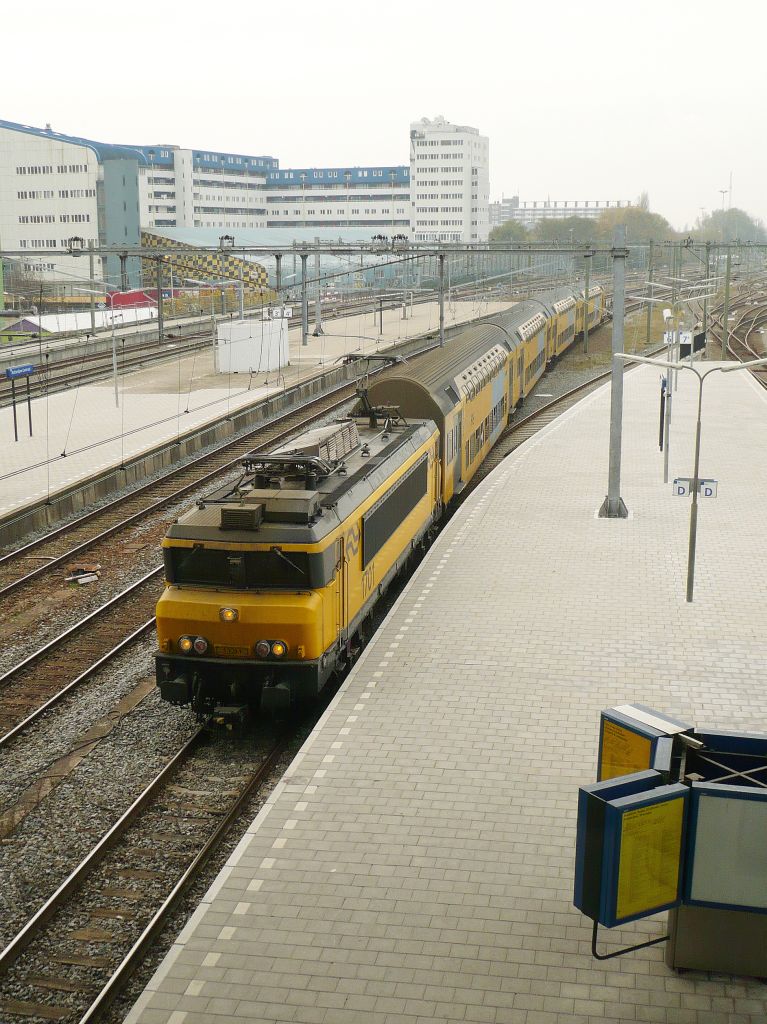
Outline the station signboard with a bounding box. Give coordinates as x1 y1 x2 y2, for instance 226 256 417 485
598 704 693 782
574 769 688 927
5 363 35 380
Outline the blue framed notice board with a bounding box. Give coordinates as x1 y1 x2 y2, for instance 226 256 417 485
574 770 688 927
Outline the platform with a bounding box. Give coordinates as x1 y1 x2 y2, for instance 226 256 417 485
125 361 767 1024
0 299 509 519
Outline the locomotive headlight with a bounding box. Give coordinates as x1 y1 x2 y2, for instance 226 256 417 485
219 607 238 622
255 640 271 659
271 640 287 658
193 636 209 654
178 635 194 654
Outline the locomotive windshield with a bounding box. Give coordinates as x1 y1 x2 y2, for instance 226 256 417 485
164 546 322 589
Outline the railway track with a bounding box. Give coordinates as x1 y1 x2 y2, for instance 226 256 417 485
708 290 767 386
0 728 291 1024
0 569 162 746
0 380 384 749
0 333 215 409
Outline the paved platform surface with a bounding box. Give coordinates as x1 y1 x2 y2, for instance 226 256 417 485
125 361 767 1024
0 299 508 518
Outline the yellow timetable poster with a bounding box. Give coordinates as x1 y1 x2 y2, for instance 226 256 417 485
615 797 684 921
600 720 652 780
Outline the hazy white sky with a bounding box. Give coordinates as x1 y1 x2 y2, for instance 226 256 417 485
5 0 765 230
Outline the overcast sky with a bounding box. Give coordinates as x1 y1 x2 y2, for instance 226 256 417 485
6 0 765 231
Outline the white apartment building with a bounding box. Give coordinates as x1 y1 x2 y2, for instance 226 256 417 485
137 146 275 231
0 120 103 285
409 116 490 243
264 166 410 232
490 195 633 229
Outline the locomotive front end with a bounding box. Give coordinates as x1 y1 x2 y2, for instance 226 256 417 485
156 581 333 718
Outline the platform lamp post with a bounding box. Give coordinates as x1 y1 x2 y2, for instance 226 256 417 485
598 225 629 519
617 353 767 601
219 234 235 316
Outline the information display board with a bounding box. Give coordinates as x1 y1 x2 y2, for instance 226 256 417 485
598 704 692 782
685 783 767 913
614 795 685 923
574 770 687 927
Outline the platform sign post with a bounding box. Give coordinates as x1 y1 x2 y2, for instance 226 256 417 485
5 364 35 441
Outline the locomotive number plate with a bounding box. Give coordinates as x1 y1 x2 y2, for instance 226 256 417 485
214 644 250 657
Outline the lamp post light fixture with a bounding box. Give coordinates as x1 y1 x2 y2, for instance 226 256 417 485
66 236 86 255
616 352 767 601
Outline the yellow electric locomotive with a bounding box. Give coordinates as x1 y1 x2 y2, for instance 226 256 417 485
155 287 606 722
155 411 440 721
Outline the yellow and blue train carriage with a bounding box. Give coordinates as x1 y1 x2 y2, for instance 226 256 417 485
576 284 604 336
551 291 578 357
366 319 515 504
155 415 440 721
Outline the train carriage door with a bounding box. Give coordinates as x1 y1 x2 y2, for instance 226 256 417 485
517 349 524 399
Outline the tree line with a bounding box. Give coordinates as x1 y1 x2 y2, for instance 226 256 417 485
489 200 767 246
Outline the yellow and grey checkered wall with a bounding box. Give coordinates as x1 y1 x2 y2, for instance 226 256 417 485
141 232 269 290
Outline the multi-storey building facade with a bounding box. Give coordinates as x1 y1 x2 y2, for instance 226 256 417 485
134 147 276 231
409 116 490 243
0 116 489 292
490 195 633 229
264 166 410 231
1 120 106 286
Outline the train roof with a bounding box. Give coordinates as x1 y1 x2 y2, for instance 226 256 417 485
164 417 436 546
368 302 553 420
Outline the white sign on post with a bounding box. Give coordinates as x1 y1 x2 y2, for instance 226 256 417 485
673 478 718 497
673 478 692 496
